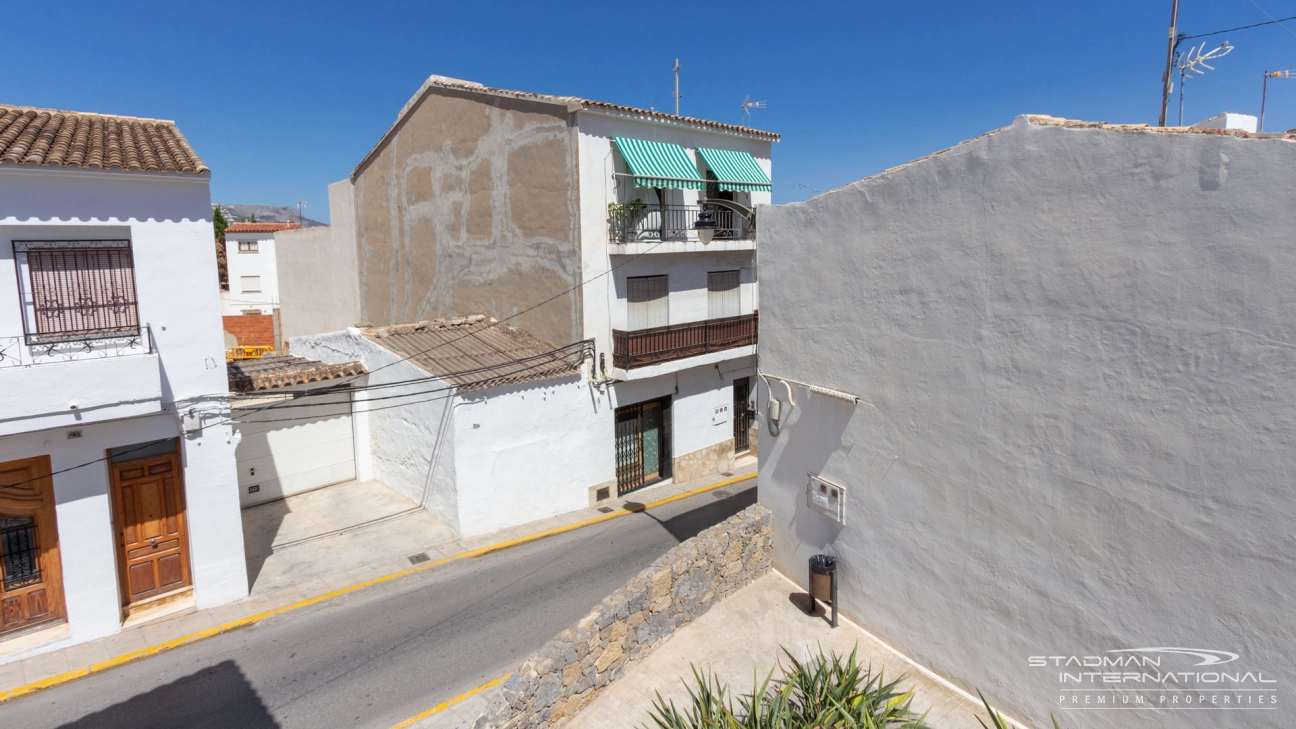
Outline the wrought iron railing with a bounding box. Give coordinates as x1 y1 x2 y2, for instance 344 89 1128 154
1 517 41 589
612 312 757 370
0 325 154 368
609 204 752 243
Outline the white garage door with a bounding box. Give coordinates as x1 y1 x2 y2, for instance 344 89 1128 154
234 389 356 508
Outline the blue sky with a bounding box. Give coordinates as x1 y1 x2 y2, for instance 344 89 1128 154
9 1 1296 220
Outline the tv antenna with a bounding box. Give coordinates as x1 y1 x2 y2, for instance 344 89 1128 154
672 59 682 116
1260 69 1295 132
296 199 307 225
741 95 766 127
1174 41 1235 125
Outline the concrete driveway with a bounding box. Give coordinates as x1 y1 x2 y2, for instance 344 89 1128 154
242 479 458 596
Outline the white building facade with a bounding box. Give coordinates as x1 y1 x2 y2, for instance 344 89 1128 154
0 106 247 664
281 77 776 532
220 222 297 316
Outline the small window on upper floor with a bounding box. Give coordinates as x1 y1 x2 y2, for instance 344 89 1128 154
708 270 741 319
12 240 140 344
241 276 262 293
238 241 258 253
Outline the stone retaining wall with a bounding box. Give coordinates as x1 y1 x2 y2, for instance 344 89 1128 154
475 503 773 729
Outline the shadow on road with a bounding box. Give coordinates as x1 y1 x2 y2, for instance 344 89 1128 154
627 485 757 544
57 660 277 729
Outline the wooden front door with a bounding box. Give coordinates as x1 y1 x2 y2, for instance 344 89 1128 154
0 456 66 637
109 450 191 607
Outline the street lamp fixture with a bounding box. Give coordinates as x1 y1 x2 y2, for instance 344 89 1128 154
694 209 718 244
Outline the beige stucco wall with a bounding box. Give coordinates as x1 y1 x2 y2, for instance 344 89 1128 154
278 179 362 341
352 87 582 348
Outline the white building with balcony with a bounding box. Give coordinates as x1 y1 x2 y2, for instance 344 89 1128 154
280 76 775 531
0 105 247 663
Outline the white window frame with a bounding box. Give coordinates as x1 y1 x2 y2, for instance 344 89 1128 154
238 240 259 253
241 275 262 293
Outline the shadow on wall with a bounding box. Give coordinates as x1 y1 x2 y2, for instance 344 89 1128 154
56 660 276 729
764 384 857 551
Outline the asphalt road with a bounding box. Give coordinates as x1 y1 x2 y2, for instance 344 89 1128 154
0 484 756 729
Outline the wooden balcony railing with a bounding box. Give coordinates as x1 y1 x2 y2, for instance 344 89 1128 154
612 312 758 370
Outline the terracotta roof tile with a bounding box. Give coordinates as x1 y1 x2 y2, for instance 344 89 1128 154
225 222 303 233
364 314 586 389
228 356 367 393
0 105 208 175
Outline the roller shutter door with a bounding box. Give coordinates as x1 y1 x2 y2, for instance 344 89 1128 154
234 389 356 507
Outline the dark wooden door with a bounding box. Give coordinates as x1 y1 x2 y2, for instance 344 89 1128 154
110 450 191 606
733 377 752 453
0 456 66 636
614 397 673 495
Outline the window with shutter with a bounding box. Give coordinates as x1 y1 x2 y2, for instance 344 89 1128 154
627 275 669 331
241 276 262 293
707 270 740 319
14 240 140 343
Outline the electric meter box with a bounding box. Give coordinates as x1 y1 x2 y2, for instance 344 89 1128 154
807 474 847 525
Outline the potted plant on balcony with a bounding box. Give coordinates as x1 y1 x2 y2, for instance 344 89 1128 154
608 199 648 242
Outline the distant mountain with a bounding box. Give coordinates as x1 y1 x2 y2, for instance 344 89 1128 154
214 203 326 228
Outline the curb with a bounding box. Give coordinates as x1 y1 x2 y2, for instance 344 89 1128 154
390 672 513 729
0 472 756 705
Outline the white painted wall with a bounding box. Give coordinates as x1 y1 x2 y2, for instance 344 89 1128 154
221 232 279 315
608 251 758 331
757 116 1296 729
289 329 460 530
453 375 613 537
575 112 772 366
0 165 245 662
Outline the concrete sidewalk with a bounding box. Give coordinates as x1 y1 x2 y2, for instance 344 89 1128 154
564 571 991 729
0 460 755 700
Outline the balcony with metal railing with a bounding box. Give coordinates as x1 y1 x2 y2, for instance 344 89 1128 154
612 312 757 371
607 204 754 250
0 325 162 436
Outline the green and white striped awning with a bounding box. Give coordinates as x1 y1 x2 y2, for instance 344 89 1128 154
613 137 705 190
697 147 772 192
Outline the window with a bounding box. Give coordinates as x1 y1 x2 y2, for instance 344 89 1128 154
14 240 140 343
241 276 262 293
627 275 668 331
707 270 741 319
238 241 258 253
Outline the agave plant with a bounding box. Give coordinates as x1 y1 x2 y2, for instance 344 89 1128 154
642 648 930 729
976 690 1062 729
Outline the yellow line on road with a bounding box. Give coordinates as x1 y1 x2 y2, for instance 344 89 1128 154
390 672 513 729
0 473 755 706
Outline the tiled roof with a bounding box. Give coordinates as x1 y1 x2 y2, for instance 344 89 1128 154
228 356 366 393
354 75 778 181
225 222 302 233
364 314 585 389
0 105 208 174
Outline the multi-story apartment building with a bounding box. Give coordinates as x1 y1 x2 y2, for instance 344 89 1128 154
0 106 246 662
220 221 299 351
283 75 775 509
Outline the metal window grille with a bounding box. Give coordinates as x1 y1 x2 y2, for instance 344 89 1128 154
22 245 139 344
0 517 41 590
614 397 672 495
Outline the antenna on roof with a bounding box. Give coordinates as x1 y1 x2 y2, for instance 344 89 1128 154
741 95 766 127
296 199 307 225
1174 41 1235 125
672 59 682 116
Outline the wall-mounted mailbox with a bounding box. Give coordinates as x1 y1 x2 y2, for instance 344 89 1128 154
807 475 846 525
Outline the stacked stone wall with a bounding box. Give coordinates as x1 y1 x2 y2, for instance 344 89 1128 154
476 503 773 728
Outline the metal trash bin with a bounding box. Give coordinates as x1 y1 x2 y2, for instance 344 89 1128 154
808 554 838 627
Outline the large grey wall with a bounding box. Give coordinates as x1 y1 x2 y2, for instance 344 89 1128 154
757 116 1295 729
277 179 361 341
352 85 582 348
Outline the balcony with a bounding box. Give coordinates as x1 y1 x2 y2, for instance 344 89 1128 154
609 204 753 244
0 326 161 436
612 312 757 370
